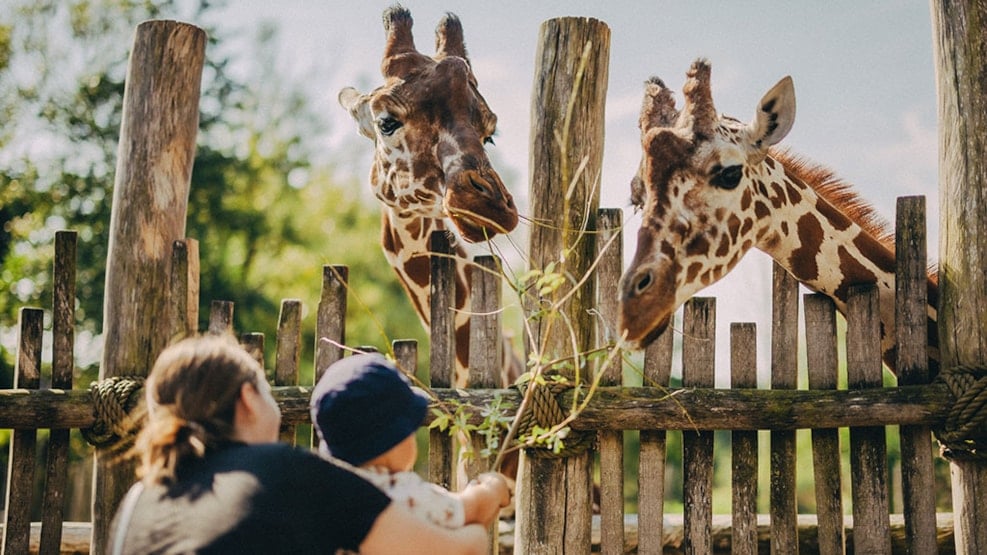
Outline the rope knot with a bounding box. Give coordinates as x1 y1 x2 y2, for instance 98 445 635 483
933 365 987 462
511 373 595 458
81 376 146 449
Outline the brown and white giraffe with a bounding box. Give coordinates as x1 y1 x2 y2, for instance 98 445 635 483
338 5 521 388
618 59 938 374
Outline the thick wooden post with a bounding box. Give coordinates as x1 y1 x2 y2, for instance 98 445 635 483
518 16 609 554
930 1 987 552
92 20 205 554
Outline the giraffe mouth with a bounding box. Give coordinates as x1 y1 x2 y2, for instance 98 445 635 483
447 208 513 243
639 318 670 348
621 313 671 351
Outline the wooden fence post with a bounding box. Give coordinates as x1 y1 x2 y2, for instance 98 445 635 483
770 264 800 553
518 16 610 554
930 1 987 552
2 308 43 554
895 196 938 553
429 232 456 491
39 231 77 554
315 265 348 382
92 20 205 554
681 297 716 554
596 209 625 555
846 285 892 555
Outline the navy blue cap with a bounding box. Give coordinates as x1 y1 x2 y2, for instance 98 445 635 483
310 353 430 465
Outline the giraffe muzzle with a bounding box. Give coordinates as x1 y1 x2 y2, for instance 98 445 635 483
444 170 518 242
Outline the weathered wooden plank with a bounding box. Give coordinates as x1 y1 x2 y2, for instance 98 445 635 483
0 381 959 431
40 232 76 555
169 239 199 338
207 300 234 335
770 263 800 554
429 232 456 491
393 339 419 380
468 255 504 390
730 323 758 555
681 297 715 554
804 293 846 555
4 308 43 554
894 196 940 555
315 265 347 383
466 255 500 550
240 333 265 371
595 209 624 555
637 327 673 555
846 285 892 554
275 299 302 445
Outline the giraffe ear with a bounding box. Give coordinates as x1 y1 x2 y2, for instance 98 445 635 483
338 87 376 140
749 76 796 150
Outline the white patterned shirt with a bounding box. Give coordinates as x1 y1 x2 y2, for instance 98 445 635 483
334 465 466 555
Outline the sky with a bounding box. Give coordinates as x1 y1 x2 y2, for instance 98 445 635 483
207 1 939 383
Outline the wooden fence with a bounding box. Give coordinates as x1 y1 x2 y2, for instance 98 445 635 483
0 197 968 554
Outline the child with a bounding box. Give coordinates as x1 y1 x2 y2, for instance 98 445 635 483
310 352 511 532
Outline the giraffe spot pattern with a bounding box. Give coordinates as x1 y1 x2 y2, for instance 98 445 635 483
834 244 878 303
791 213 823 281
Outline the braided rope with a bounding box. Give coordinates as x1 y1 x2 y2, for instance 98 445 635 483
81 376 146 449
512 375 595 458
934 365 987 462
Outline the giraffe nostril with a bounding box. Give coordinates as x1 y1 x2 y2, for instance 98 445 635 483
469 176 492 196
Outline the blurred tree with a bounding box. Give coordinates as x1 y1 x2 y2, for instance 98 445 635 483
0 0 425 386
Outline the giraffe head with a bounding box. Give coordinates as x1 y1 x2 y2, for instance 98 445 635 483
339 6 517 243
619 59 796 349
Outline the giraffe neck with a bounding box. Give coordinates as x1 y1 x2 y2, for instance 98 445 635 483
381 209 473 387
752 155 939 374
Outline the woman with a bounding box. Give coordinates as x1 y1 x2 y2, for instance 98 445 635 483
110 334 488 554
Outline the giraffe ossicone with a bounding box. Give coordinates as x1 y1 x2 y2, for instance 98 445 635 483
619 59 938 374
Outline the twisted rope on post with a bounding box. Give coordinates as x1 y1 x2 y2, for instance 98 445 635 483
934 365 987 461
81 376 146 449
511 375 595 458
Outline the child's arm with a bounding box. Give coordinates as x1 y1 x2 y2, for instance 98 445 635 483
457 472 512 527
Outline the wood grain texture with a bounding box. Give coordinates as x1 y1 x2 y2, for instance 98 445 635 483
931 2 987 552
518 16 609 554
93 21 206 553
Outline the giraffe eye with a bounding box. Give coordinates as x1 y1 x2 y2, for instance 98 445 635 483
377 116 403 136
635 271 653 294
710 164 744 190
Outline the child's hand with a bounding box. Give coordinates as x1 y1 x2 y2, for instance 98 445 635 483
474 472 511 508
461 471 513 526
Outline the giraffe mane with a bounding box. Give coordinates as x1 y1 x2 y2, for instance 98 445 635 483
771 148 896 249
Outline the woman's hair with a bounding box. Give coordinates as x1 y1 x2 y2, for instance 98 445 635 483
132 334 264 484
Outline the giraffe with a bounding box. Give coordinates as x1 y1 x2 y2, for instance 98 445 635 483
338 6 522 388
617 59 939 375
